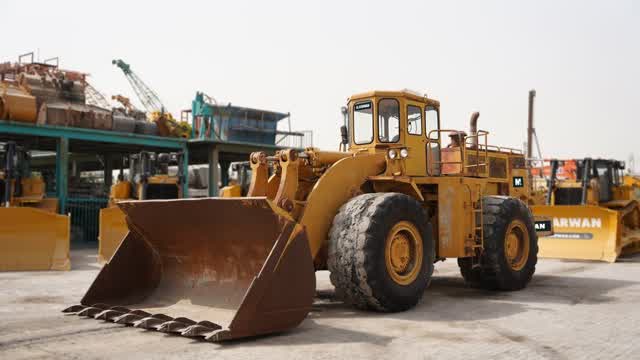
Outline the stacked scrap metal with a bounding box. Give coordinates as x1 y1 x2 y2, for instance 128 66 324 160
0 57 161 136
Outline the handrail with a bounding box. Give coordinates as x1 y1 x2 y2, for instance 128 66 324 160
426 129 491 177
464 130 489 177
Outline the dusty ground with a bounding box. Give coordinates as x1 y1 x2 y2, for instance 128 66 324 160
1 248 639 360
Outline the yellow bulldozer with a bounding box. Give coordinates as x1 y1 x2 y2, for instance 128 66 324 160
65 90 549 342
0 142 70 271
531 158 640 262
98 152 183 263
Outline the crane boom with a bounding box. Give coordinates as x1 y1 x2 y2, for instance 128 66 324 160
112 59 165 113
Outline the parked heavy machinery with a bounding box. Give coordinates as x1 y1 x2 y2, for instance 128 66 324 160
65 90 548 342
98 152 182 262
531 158 640 262
622 174 640 201
98 151 183 263
220 162 252 197
112 59 190 138
0 142 70 271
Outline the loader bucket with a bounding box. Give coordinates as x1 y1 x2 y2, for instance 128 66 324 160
531 204 638 262
97 206 128 263
64 197 316 342
0 207 70 271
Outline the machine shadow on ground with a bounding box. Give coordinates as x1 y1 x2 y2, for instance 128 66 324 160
307 267 639 324
211 264 640 348
197 320 396 349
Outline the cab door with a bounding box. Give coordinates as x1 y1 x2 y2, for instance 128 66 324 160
425 105 441 175
404 102 427 176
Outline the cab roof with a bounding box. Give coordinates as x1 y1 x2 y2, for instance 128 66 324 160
348 90 440 106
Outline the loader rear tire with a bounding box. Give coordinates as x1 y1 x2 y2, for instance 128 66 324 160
458 196 538 290
328 193 434 312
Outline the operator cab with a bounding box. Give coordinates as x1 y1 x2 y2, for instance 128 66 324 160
347 90 441 176
550 158 626 205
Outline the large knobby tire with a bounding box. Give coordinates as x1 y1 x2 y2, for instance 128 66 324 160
328 193 435 312
458 196 538 290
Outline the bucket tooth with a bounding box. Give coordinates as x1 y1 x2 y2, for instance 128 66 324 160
62 304 86 313
113 311 147 325
94 309 125 321
204 329 233 342
134 314 173 329
78 304 109 317
108 306 131 313
155 318 196 333
170 317 196 325
113 314 141 325
181 321 222 337
128 310 152 317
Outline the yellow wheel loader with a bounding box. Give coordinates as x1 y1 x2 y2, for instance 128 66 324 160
98 152 182 263
65 90 548 342
531 158 640 262
0 142 70 271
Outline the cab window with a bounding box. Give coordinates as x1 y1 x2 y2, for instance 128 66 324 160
425 106 439 139
353 101 373 144
378 98 400 143
407 105 422 135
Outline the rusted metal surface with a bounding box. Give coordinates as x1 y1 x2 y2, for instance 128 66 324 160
64 197 315 342
0 83 37 123
86 105 113 131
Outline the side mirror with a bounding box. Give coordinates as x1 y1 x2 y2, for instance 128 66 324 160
340 125 348 145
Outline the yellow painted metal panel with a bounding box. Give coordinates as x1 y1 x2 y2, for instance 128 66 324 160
300 153 386 259
0 207 70 271
436 177 478 258
220 185 242 198
532 205 621 262
97 206 128 264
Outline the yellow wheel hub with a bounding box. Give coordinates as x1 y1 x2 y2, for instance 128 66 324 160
504 220 530 271
385 221 423 285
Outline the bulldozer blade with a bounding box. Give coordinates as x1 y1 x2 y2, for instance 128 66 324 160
0 207 70 271
64 197 316 342
531 204 640 262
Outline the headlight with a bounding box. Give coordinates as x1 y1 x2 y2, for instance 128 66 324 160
388 149 397 159
400 148 409 158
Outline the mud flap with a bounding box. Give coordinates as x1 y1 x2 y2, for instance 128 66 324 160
64 197 316 341
531 205 622 262
0 207 70 271
97 206 128 263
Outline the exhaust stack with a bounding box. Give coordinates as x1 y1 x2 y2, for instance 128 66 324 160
527 90 536 160
469 112 480 148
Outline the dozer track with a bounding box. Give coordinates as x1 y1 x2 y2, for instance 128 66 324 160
64 198 316 342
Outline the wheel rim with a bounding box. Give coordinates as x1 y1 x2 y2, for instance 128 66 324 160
384 221 423 285
504 219 530 271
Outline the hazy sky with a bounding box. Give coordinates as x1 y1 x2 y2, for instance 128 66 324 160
3 1 638 171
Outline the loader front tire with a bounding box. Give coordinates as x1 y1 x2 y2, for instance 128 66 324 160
458 196 538 290
328 193 434 312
